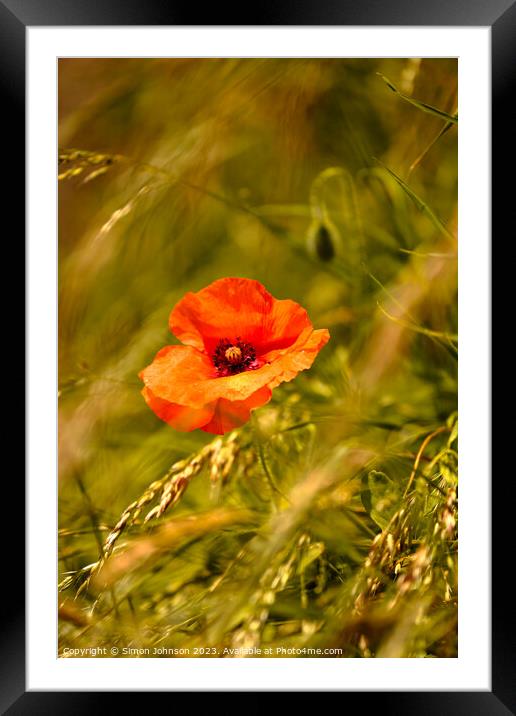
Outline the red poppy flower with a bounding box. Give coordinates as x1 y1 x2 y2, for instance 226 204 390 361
140 277 330 435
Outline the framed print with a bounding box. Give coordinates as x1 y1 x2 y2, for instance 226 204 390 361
3 0 510 710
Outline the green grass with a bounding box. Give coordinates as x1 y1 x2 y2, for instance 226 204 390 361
58 57 458 659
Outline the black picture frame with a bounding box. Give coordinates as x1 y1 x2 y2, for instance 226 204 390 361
3 0 509 712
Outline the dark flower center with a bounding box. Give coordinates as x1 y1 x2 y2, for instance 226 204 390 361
212 338 261 376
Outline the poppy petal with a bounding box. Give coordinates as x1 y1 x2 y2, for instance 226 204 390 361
140 328 329 410
141 386 215 432
201 386 272 435
140 344 217 408
170 277 314 355
259 327 331 390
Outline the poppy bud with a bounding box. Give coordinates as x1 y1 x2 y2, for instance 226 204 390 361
314 224 335 261
306 219 339 262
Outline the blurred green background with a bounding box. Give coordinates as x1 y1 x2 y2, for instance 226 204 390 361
58 58 458 659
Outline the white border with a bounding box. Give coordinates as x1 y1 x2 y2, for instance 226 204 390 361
27 27 490 691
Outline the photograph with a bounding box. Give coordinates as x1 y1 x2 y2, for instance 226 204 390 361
56 57 459 660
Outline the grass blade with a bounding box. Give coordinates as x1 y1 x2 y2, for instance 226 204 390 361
378 73 458 124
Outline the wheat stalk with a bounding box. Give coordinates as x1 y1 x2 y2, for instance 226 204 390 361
58 148 124 182
65 431 243 595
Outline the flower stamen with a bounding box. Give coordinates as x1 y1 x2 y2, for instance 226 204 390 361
213 337 260 376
